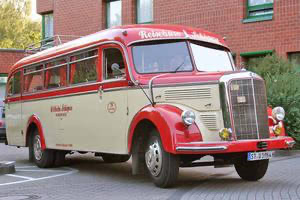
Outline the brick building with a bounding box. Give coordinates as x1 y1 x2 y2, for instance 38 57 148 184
0 49 25 99
36 0 300 67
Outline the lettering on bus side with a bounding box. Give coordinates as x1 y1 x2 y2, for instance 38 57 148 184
50 104 73 117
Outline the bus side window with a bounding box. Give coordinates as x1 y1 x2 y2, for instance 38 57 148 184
70 49 98 85
45 60 67 89
7 71 21 96
103 48 125 80
24 65 44 93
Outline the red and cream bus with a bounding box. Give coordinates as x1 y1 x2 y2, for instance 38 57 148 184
5 25 295 187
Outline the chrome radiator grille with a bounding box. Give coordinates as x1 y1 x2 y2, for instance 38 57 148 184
229 79 269 140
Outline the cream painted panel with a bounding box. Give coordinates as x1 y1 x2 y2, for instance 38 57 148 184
127 85 224 143
153 84 220 111
22 90 128 154
5 102 23 146
22 99 66 148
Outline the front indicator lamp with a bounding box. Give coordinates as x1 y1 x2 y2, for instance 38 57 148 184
273 121 283 136
181 110 196 126
219 128 232 141
272 107 285 121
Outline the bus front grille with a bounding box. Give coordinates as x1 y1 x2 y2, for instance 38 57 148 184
229 79 269 140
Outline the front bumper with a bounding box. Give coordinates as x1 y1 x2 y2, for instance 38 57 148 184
175 136 295 154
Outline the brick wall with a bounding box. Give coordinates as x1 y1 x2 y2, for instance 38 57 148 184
0 49 25 74
37 0 54 14
54 0 103 37
36 0 300 65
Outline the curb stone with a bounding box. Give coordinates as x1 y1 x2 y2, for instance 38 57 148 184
0 161 15 175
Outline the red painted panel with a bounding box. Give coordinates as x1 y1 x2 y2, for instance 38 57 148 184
26 115 46 150
128 104 202 153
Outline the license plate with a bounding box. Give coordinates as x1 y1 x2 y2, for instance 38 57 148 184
247 151 273 161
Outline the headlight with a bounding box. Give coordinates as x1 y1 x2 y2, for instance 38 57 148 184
181 110 196 126
272 107 285 121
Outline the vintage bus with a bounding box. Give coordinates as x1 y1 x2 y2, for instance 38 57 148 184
5 25 295 187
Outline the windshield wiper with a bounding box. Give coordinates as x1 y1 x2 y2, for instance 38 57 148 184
172 60 185 73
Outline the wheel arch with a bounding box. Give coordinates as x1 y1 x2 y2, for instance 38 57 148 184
128 104 202 154
128 105 178 154
26 115 46 150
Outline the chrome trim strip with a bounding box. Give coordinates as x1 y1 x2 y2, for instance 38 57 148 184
251 78 260 139
176 146 228 152
286 141 296 146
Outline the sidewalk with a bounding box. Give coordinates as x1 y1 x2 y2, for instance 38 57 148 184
274 149 300 157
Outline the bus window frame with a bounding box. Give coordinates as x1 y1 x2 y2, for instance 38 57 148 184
23 64 45 94
68 48 100 86
7 70 22 97
100 44 128 83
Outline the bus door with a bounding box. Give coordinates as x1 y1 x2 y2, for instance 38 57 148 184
5 71 23 145
96 45 129 154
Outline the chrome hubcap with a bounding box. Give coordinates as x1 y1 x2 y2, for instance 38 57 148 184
145 140 162 177
33 135 43 161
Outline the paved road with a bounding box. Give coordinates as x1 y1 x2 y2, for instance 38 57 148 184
0 143 300 200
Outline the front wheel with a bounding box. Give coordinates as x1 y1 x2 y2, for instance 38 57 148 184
145 132 179 188
234 155 269 181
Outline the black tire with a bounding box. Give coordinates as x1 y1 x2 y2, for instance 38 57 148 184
145 131 179 188
234 155 269 181
30 129 55 168
102 154 130 163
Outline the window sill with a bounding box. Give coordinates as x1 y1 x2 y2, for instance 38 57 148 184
242 15 273 23
137 21 153 24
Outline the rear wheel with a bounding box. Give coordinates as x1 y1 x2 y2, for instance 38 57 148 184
30 129 55 168
234 155 269 181
145 131 179 188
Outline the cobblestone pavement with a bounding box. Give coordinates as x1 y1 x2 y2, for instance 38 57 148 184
0 143 300 200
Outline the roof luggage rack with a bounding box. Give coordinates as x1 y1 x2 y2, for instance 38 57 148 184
25 35 82 55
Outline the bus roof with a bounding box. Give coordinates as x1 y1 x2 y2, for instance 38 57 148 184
10 24 227 74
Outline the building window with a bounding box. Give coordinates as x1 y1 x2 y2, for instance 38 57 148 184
288 52 300 72
240 50 273 68
106 0 122 28
244 0 273 23
137 0 153 24
42 13 54 39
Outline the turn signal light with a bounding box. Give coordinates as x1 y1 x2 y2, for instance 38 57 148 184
273 122 283 136
219 128 232 141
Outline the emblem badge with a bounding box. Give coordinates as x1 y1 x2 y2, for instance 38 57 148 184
107 102 117 113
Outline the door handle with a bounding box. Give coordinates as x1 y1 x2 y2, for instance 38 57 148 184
98 86 103 101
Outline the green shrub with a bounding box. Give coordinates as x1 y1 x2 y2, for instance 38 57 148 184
248 54 300 148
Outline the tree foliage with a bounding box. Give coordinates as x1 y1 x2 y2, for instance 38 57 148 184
248 54 300 148
0 0 41 49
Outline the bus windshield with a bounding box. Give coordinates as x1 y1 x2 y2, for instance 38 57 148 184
132 41 193 74
132 41 234 74
190 42 234 72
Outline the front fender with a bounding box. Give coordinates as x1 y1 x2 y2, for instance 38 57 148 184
26 115 46 150
128 104 202 154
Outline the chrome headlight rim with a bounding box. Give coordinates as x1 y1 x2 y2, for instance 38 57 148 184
272 106 285 121
181 110 196 126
